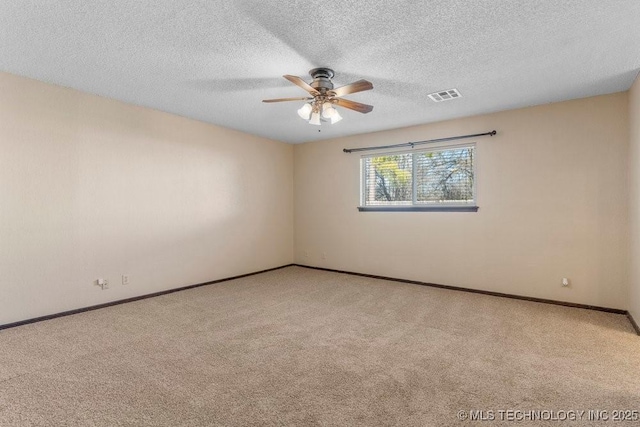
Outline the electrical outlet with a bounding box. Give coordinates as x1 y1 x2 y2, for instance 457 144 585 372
96 278 109 290
304 251 309 258
122 275 130 285
562 278 570 287
321 252 326 260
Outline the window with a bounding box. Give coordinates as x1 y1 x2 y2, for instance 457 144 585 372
359 144 477 212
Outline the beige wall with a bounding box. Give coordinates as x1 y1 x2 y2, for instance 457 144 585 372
0 72 294 325
294 93 629 310
630 74 640 320
0 70 633 324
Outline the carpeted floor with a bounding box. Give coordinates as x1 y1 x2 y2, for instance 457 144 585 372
0 266 639 426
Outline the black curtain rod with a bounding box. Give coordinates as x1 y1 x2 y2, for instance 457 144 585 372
343 130 497 153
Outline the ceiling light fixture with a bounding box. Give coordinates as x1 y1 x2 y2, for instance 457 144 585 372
309 107 321 126
298 100 342 126
322 102 343 124
263 68 373 126
297 103 312 120
298 100 343 126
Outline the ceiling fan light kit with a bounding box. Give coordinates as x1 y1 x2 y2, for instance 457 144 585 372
263 68 373 126
322 102 343 124
309 110 322 126
297 103 312 120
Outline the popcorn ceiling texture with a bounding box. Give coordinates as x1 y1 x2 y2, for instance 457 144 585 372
0 0 639 143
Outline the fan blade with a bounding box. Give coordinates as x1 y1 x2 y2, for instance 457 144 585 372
330 79 373 97
283 75 319 95
262 97 312 103
333 98 374 114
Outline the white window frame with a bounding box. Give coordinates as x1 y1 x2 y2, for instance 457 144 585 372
359 142 478 212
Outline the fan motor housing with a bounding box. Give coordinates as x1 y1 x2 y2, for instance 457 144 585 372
310 67 335 92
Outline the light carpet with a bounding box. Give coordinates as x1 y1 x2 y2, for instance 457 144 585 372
0 266 639 426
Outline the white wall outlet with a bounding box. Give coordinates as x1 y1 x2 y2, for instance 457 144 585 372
96 278 109 290
304 251 309 258
321 252 326 260
562 278 570 287
122 275 130 285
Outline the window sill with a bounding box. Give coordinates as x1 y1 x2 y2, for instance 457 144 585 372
358 205 479 212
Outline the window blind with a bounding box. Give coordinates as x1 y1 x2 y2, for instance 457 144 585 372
362 145 475 207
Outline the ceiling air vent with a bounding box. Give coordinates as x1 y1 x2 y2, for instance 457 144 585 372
428 88 462 102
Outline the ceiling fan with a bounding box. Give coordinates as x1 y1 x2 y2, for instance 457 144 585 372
262 68 373 125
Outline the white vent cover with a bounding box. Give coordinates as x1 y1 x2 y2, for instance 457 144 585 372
428 89 462 102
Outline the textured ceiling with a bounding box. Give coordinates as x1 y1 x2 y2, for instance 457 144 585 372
1 1 639 144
